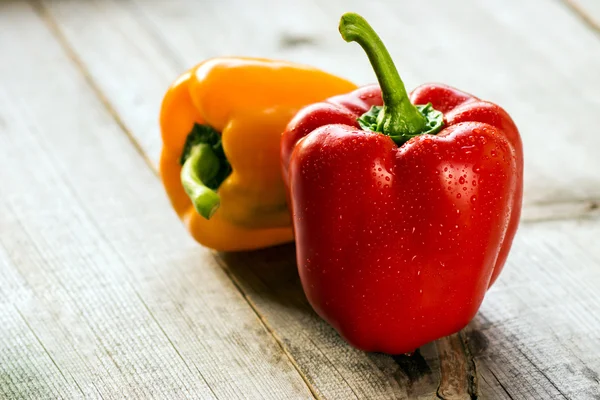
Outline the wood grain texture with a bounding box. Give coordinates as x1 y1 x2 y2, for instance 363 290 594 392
563 0 600 31
1 0 599 398
31 0 600 398
0 2 313 399
39 0 600 212
469 219 600 399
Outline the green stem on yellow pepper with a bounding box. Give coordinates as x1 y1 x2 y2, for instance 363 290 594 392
180 143 221 219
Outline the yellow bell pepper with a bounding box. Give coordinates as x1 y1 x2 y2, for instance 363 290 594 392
159 57 356 251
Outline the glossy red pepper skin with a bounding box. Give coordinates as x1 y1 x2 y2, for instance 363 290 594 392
281 84 523 354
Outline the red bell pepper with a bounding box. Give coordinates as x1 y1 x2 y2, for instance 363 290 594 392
281 13 523 354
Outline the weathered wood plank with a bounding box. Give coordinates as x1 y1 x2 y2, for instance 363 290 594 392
468 219 600 399
41 0 600 211
35 0 600 398
0 293 87 399
0 3 313 399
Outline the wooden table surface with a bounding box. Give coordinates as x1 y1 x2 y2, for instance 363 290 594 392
1 0 600 399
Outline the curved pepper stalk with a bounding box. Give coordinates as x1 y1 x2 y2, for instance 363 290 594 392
179 124 231 219
339 13 444 144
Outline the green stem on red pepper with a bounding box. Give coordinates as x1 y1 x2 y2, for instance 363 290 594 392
339 12 443 144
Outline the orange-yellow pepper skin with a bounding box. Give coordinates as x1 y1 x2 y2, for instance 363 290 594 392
159 57 356 251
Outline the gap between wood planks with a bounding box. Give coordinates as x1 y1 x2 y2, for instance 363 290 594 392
561 0 600 37
30 1 600 398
